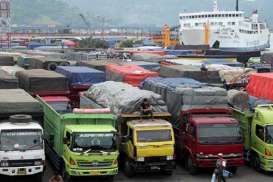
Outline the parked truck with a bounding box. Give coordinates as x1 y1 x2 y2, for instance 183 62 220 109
80 81 176 176
174 108 244 174
55 66 105 108
37 96 119 181
118 113 175 177
141 77 245 174
16 69 69 97
233 105 273 171
0 89 45 181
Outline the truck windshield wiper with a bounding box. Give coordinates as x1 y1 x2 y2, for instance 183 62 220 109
19 143 42 151
82 148 92 154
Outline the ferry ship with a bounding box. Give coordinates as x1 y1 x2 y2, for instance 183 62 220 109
179 0 270 51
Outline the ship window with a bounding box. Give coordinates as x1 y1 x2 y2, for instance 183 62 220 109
208 14 212 17
232 22 236 25
260 24 265 29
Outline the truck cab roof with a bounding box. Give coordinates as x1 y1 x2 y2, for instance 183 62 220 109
0 122 43 130
127 119 172 129
255 105 273 125
65 125 116 133
191 116 238 125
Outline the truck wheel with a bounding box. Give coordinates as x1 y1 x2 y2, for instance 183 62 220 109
163 170 173 176
35 172 43 182
124 160 135 177
251 153 261 172
62 166 72 182
105 175 114 182
186 157 198 175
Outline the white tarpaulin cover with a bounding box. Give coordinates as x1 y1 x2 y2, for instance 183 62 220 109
84 81 167 114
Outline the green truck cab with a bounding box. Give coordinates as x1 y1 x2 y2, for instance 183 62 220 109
233 105 273 171
118 113 176 177
37 96 119 181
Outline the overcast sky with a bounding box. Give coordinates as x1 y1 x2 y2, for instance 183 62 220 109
67 0 272 27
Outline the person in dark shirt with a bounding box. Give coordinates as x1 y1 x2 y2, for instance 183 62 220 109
140 98 153 116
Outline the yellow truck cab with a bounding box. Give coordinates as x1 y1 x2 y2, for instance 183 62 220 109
119 114 175 177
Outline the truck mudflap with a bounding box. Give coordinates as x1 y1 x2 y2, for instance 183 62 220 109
131 160 175 173
196 157 244 168
66 166 118 176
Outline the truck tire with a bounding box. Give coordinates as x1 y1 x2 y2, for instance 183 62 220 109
9 114 32 123
62 165 72 182
47 62 58 70
105 175 114 182
163 170 173 176
251 153 261 172
186 156 198 175
35 172 43 182
124 160 135 177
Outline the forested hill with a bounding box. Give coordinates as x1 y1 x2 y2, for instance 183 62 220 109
10 0 273 28
11 0 80 26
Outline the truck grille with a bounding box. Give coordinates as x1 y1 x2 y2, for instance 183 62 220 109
8 159 41 167
78 161 112 168
145 156 166 163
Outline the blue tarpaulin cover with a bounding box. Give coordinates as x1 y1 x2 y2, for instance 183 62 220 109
56 66 105 86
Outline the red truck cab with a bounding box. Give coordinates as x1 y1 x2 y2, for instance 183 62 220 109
174 108 244 174
41 96 72 113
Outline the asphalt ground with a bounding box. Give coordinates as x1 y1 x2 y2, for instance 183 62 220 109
1 161 272 182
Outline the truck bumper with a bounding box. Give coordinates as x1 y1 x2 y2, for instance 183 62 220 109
260 157 273 171
0 165 44 176
132 160 175 173
196 158 244 168
67 167 118 176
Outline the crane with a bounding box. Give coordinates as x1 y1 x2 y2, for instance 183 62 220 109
79 13 91 35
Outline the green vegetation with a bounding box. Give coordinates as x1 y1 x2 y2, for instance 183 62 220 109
78 37 109 49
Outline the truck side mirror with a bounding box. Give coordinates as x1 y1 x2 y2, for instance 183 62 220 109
63 137 68 144
121 136 129 143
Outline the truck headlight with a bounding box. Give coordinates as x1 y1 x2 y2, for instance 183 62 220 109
34 160 43 166
136 157 145 162
0 161 9 167
166 156 174 161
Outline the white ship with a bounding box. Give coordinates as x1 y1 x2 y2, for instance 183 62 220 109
179 0 270 51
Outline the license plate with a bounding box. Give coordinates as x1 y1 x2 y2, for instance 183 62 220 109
90 171 99 175
17 168 26 175
150 166 160 171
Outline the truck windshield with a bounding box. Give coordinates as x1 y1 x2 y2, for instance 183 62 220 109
137 130 172 143
198 124 242 144
72 133 116 152
0 129 43 151
265 126 273 144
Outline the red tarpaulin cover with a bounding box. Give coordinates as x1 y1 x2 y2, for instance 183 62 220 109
106 64 159 87
246 73 273 101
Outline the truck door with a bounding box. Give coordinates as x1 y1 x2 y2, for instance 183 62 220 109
174 114 188 152
253 124 265 155
125 128 135 159
185 123 196 156
63 131 72 163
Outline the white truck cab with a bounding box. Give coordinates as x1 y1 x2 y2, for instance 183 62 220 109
0 116 45 180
